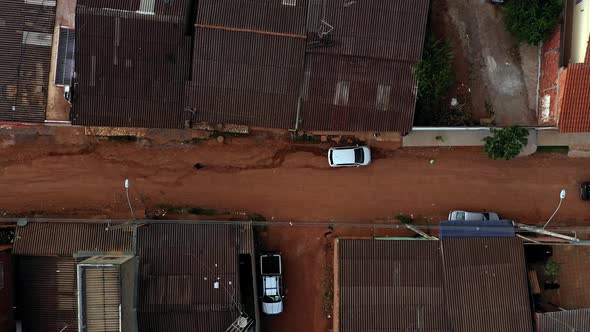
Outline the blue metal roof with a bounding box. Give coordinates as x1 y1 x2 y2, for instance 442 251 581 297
439 220 515 239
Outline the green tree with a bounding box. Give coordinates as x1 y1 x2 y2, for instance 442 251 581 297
416 36 454 102
414 36 455 126
504 0 563 45
482 126 529 160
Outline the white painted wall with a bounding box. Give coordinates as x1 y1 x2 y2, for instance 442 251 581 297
571 0 590 63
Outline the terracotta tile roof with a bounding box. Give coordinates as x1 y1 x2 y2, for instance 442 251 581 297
558 64 590 133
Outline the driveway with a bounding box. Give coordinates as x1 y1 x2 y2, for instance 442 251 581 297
432 0 539 126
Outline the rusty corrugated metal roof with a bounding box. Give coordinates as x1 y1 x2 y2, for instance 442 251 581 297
13 223 133 256
443 238 533 332
239 223 255 255
71 6 192 128
338 239 449 331
196 0 308 35
0 0 55 123
307 0 429 62
136 224 242 331
16 256 79 332
0 251 13 332
536 309 590 332
186 27 305 128
300 54 417 132
301 0 428 132
77 0 141 11
77 0 193 17
338 238 533 332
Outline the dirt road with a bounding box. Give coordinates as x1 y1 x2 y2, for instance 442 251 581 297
2 128 590 332
0 133 589 225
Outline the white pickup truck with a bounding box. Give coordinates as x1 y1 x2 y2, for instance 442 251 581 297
260 254 284 315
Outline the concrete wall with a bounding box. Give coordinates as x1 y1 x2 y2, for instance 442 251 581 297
121 257 139 332
571 0 590 63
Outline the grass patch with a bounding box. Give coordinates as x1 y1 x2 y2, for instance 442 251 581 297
28 210 47 216
394 214 414 224
107 135 138 142
292 134 320 143
190 137 207 144
505 0 563 45
157 204 224 216
321 249 335 316
536 146 569 154
211 130 250 138
247 213 266 222
252 225 269 251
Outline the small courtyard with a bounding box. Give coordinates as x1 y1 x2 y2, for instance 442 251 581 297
426 0 540 127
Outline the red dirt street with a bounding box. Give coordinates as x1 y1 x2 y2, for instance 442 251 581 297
0 133 589 226
2 129 590 332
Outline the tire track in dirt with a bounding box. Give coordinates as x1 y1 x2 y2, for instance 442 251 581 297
206 145 328 173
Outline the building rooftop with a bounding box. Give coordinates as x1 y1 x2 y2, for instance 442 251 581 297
0 0 56 123
196 0 308 35
558 63 590 133
300 0 429 133
11 222 257 332
69 0 428 132
13 222 133 256
136 223 249 331
76 0 193 18
185 0 307 129
12 223 133 331
306 0 429 62
0 250 13 332
536 309 590 332
300 54 417 132
336 237 533 332
186 27 305 128
71 4 193 128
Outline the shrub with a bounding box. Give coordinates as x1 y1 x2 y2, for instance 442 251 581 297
395 214 414 224
544 260 561 281
482 126 529 160
504 0 563 45
416 36 454 102
414 36 457 126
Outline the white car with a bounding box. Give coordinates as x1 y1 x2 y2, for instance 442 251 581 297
260 254 284 315
261 275 283 314
328 146 371 167
448 211 500 221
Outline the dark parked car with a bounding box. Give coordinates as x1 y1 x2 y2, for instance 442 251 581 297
581 182 590 200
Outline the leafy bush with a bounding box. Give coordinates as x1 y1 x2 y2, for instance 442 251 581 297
414 36 459 126
435 107 477 127
395 214 414 224
504 0 563 45
416 37 454 102
544 260 561 281
483 126 529 160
